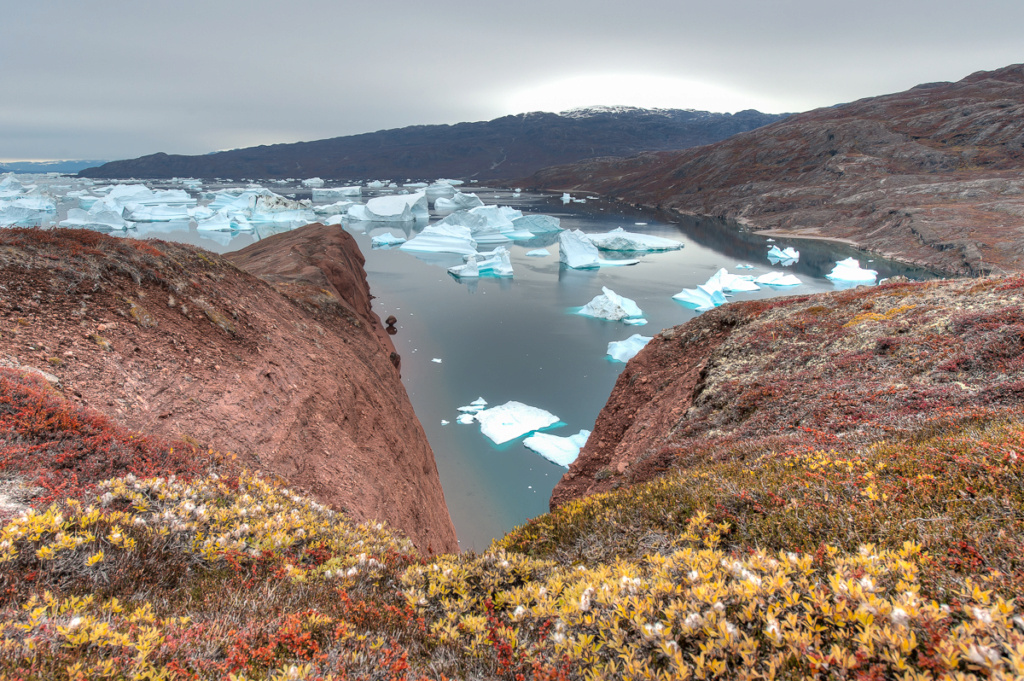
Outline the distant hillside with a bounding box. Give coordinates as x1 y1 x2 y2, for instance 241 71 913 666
78 107 787 181
528 64 1024 276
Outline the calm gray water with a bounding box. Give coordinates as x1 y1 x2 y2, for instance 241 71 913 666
76 185 934 550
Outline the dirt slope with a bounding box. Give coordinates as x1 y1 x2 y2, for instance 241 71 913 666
0 226 457 554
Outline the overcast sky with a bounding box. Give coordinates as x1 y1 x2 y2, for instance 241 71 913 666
3 0 1022 161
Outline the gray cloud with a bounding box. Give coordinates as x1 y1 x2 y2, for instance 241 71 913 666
3 0 1022 160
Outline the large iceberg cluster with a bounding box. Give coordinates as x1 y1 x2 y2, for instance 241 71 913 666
673 266 802 312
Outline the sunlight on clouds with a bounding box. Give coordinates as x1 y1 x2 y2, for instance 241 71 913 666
504 73 785 114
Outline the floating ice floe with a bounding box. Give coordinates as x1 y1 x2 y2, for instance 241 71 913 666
457 397 488 413
349 192 428 222
301 177 325 188
448 246 514 278
826 257 877 284
673 284 728 311
474 400 560 445
312 187 361 200
434 192 484 213
523 430 591 468
399 223 478 255
624 318 648 326
425 182 457 201
607 334 653 363
736 264 755 270
706 268 759 292
755 272 802 286
124 204 192 222
314 201 355 215
195 212 235 232
587 227 682 252
323 214 345 226
579 286 644 321
526 249 550 257
767 245 800 265
561 193 573 203
371 232 407 247
59 207 128 231
559 230 638 269
432 358 443 364
512 213 561 234
457 414 475 424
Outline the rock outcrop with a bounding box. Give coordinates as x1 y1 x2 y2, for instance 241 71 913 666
529 64 1024 276
552 274 1024 508
0 225 458 554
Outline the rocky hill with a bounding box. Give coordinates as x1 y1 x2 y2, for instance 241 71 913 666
527 64 1024 276
77 107 786 182
0 226 457 554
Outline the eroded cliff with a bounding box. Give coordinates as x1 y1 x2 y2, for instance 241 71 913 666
0 225 457 554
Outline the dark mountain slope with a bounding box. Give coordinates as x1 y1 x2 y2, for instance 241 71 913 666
528 64 1024 275
78 107 787 181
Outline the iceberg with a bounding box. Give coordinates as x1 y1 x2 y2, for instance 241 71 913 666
826 257 878 284
371 232 407 247
512 213 561 234
323 214 345 226
367 180 386 189
706 268 759 292
434 192 484 213
673 284 728 311
579 287 644 321
526 249 550 257
767 245 800 265
195 212 234 232
124 204 191 222
448 246 514 279
364 192 429 222
607 334 653 363
313 200 355 215
523 430 591 468
399 223 478 255
736 264 755 270
587 227 682 252
624 318 648 326
474 400 560 445
456 414 475 425
755 272 802 286
301 177 325 188
312 186 361 200
59 207 128 231
457 397 488 413
558 230 638 268
425 182 457 201
561 193 572 203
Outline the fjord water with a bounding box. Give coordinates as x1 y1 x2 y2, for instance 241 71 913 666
346 191 933 551
56 184 932 551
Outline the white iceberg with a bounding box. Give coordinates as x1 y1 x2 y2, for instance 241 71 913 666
523 430 591 468
59 207 128 231
736 264 755 270
371 232 407 247
706 268 760 292
579 286 644 321
425 182 457 201
195 212 234 232
474 400 560 445
607 334 653 363
448 246 514 278
124 204 191 222
312 186 361 200
434 192 484 213
561 192 572 203
399 223 478 255
673 284 728 311
587 227 682 252
755 272 802 286
301 177 325 188
313 200 355 215
456 414 475 425
526 249 550 257
826 257 877 283
351 192 428 222
512 213 562 234
767 245 800 264
457 397 488 414
559 230 638 268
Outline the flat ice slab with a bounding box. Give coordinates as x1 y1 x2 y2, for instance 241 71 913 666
756 271 802 286
523 430 591 468
526 248 550 257
587 227 682 252
607 334 653 363
579 286 643 321
559 229 638 268
827 257 878 283
399 223 478 255
371 232 407 247
474 400 560 445
513 214 561 234
448 246 514 278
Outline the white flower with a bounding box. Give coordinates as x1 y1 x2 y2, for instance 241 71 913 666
972 607 993 625
890 607 909 626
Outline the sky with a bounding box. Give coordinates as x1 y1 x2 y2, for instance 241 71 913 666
2 0 1022 162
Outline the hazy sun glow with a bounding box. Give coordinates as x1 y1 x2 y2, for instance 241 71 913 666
504 73 783 115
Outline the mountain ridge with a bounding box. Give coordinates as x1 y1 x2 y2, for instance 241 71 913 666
77 107 788 181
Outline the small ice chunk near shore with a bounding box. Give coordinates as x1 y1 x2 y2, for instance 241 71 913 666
673 284 727 311
474 401 560 445
523 430 591 468
526 248 550 257
706 268 759 292
756 272 802 286
579 287 643 321
826 257 877 283
607 334 653 363
588 227 682 252
767 245 799 264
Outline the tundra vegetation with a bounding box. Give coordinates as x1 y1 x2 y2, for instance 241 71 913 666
2 232 1024 679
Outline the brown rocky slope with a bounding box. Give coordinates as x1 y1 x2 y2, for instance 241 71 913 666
552 274 1024 509
528 63 1024 276
0 225 457 554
